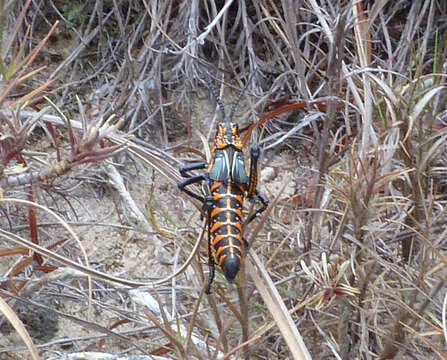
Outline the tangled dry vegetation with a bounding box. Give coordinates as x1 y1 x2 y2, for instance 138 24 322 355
1 0 447 359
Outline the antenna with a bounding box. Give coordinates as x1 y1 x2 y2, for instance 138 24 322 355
200 71 226 122
228 70 257 122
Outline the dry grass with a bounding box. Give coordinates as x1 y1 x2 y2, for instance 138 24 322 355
1 0 447 359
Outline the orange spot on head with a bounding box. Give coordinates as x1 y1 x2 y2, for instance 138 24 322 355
214 122 243 150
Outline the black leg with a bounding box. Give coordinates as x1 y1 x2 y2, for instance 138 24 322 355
178 175 206 203
247 146 260 198
245 145 269 224
205 250 215 294
245 189 269 225
179 162 207 178
178 162 217 294
205 206 215 294
200 173 214 211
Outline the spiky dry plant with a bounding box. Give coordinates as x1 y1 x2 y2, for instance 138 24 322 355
300 253 359 309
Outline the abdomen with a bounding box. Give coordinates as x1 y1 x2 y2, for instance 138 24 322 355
209 181 245 282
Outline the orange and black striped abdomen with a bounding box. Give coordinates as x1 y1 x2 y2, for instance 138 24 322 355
209 181 245 282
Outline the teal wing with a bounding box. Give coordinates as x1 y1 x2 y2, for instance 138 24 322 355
209 148 249 187
231 150 249 186
209 150 230 181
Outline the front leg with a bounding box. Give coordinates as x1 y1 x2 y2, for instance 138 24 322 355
179 161 207 178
